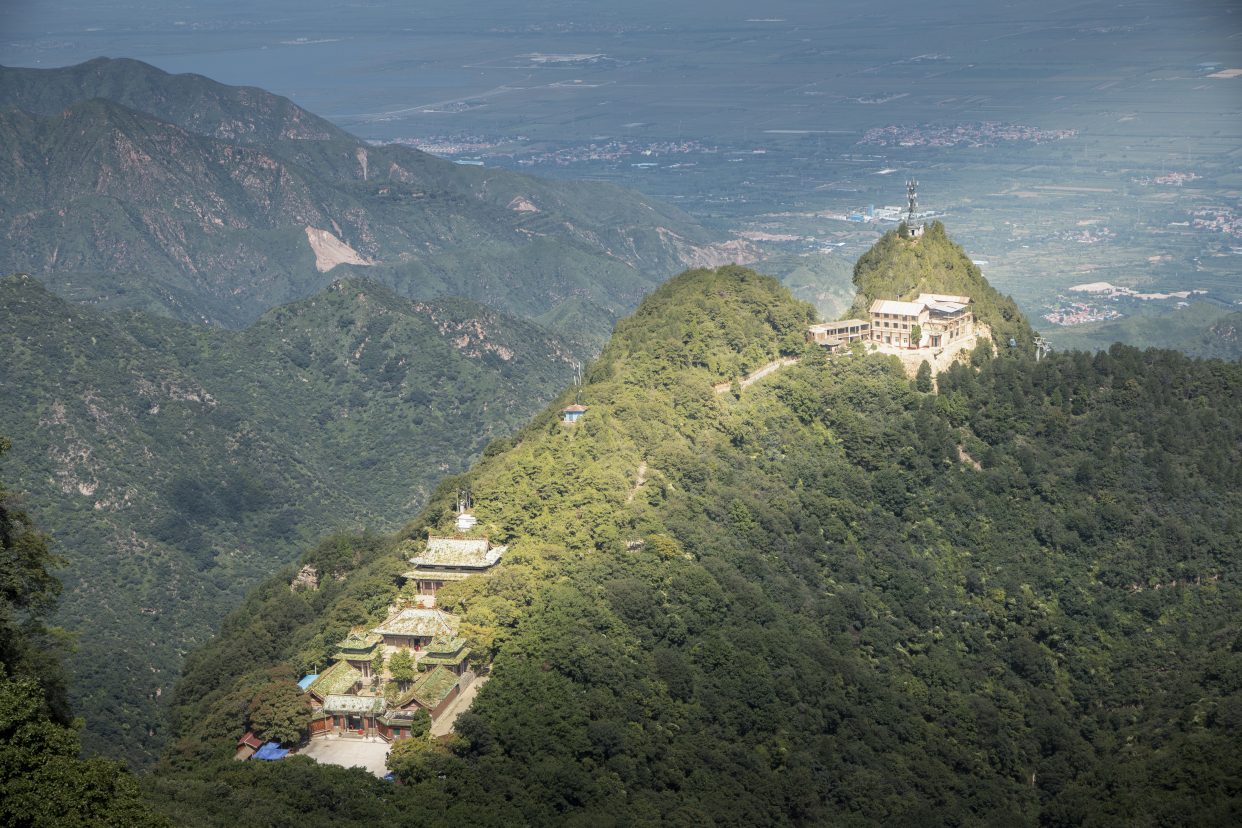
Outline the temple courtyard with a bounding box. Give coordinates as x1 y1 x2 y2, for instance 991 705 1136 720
298 734 390 777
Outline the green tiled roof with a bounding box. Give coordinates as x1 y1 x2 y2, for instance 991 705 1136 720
395 665 459 709
372 607 460 639
419 647 471 667
323 694 385 715
411 536 506 569
332 629 382 661
335 629 382 652
307 660 362 697
418 636 468 667
425 636 466 656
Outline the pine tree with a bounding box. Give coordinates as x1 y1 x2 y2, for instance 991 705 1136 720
370 649 386 687
388 647 416 688
916 360 933 392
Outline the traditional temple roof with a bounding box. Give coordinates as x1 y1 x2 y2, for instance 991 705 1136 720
372 606 461 639
306 660 362 698
237 731 263 750
394 665 460 710
333 628 382 660
411 535 506 569
418 636 470 667
322 694 386 715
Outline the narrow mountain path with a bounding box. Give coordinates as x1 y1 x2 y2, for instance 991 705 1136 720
431 675 489 738
627 460 648 504
712 358 800 394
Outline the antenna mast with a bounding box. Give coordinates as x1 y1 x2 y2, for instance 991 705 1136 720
905 179 925 237
572 361 583 404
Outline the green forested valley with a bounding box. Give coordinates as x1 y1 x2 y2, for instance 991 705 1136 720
0 273 589 767
133 257 1242 826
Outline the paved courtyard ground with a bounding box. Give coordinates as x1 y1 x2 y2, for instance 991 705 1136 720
299 735 390 777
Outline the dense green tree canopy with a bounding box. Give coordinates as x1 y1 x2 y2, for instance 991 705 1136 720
0 437 172 827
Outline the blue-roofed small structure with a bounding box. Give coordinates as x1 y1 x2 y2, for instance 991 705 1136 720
253 742 290 760
298 674 319 691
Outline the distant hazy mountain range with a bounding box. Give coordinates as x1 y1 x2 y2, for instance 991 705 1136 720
0 57 755 332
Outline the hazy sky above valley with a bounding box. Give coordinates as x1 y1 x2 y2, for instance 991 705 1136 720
2 0 1238 146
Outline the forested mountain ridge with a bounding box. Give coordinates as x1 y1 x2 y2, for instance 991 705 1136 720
0 57 356 144
0 59 751 335
1171 309 1242 361
849 222 1035 350
0 273 589 768
151 263 1242 827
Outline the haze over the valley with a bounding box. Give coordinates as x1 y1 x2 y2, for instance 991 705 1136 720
4 0 1239 343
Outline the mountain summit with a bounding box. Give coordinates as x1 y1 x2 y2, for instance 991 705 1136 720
849 221 1034 350
0 57 356 144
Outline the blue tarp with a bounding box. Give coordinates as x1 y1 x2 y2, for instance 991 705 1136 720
297 674 319 690
253 742 289 760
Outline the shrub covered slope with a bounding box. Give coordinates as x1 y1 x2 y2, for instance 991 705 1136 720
151 263 1242 827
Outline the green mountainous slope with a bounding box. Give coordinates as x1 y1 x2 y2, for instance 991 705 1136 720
1174 310 1242 361
0 57 356 144
152 264 1242 827
534 296 624 353
1044 302 1234 354
0 59 750 336
0 273 588 767
850 222 1035 348
753 251 856 322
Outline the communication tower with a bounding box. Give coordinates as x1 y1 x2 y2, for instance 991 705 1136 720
906 179 923 237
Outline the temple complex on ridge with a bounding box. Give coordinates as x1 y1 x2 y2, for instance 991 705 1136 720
869 294 974 349
297 606 470 743
267 524 505 747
